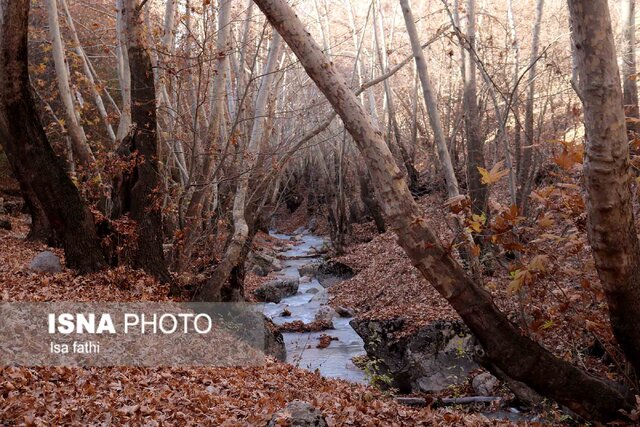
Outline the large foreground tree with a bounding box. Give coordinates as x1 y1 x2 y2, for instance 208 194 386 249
0 0 106 273
569 0 640 377
251 0 636 421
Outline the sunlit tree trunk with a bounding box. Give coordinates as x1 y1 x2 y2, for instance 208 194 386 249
45 0 95 169
251 0 636 420
0 0 106 272
569 0 640 377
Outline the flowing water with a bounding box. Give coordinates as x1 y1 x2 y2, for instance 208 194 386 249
263 230 368 383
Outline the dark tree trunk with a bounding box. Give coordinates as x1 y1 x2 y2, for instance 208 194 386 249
120 0 170 282
359 172 385 233
0 0 106 273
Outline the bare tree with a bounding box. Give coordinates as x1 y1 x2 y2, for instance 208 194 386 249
45 0 96 169
400 0 459 198
517 0 544 211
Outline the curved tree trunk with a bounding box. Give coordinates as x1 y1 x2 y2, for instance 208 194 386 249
251 0 635 421
569 0 640 377
196 33 282 302
0 0 106 273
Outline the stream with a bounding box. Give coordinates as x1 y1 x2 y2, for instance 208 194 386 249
263 230 368 383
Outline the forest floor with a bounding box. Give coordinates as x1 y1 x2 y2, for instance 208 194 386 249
0 215 519 426
0 170 629 425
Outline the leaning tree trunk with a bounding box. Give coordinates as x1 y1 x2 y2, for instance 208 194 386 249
0 0 106 273
45 0 96 170
120 0 170 283
621 0 639 133
569 0 640 377
251 0 635 421
59 0 116 146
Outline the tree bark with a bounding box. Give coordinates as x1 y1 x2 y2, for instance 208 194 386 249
0 0 106 273
116 0 132 140
120 0 170 283
569 0 640 377
251 0 636 421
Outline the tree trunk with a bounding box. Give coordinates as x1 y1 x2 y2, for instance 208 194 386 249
121 0 170 283
517 0 544 211
44 0 96 170
116 0 132 140
0 0 106 273
400 0 459 198
59 0 116 146
569 0 640 377
251 0 636 421
196 32 282 301
462 0 488 214
621 0 639 133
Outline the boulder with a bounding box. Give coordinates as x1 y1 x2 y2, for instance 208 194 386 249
0 218 11 230
248 250 282 277
335 306 355 318
298 262 321 278
305 287 320 294
351 318 478 393
314 306 336 324
268 401 328 427
299 275 312 283
229 310 286 362
253 279 299 303
316 261 354 288
472 372 499 396
28 251 62 274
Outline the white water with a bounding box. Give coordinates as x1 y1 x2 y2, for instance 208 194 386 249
264 231 368 383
